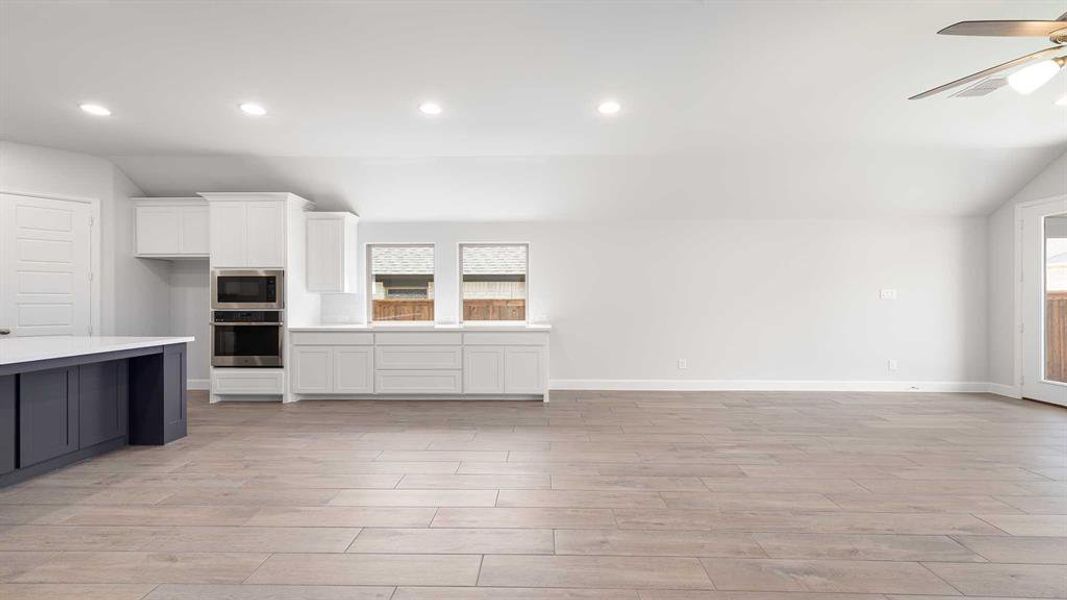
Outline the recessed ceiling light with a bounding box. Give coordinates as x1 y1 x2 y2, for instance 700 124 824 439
239 102 267 116
79 103 111 117
1057 94 1067 106
419 101 443 116
597 100 622 116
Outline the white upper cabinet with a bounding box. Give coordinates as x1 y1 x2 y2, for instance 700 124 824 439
179 205 210 254
207 201 247 267
306 212 359 292
245 201 286 267
203 194 301 268
134 198 209 258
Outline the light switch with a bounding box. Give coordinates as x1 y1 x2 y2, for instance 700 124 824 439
879 289 898 300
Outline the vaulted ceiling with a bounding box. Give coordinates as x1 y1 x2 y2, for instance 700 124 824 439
1 0 1065 219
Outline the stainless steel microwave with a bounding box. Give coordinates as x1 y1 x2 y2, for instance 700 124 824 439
211 270 285 310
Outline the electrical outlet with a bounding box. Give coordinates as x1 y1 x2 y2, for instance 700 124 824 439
888 359 899 371
879 289 898 300
677 358 688 370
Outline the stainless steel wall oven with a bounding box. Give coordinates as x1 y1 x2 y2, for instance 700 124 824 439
211 310 283 367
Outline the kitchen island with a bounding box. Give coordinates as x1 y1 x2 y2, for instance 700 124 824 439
0 336 193 487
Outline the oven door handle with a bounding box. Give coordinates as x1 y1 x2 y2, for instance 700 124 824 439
210 322 284 326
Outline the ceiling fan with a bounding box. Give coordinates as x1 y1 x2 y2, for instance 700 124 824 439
910 11 1067 101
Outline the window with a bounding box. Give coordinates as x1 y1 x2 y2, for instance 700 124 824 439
369 244 435 322
460 243 528 322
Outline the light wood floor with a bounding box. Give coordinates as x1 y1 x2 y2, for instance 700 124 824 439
0 390 1065 599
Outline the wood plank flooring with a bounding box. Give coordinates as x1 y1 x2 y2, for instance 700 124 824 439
0 389 1064 599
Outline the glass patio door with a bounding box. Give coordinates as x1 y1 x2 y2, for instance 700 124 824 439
1021 197 1067 407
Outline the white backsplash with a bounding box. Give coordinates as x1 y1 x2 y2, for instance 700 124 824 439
320 293 361 324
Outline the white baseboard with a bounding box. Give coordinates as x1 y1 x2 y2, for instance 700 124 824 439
987 382 1022 399
187 379 210 391
192 377 1016 397
550 379 993 393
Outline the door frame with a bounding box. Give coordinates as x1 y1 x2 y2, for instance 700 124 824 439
1014 193 1067 404
0 189 102 336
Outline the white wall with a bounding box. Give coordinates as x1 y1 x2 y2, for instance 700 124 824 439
169 260 211 386
0 140 171 337
987 151 1067 390
359 218 988 387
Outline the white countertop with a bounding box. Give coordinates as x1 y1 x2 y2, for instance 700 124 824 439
0 336 195 366
289 323 551 333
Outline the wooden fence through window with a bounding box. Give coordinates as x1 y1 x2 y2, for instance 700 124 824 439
1048 291 1067 384
371 299 526 322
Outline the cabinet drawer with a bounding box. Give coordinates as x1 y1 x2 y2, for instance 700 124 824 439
375 370 462 394
463 332 549 346
290 331 374 346
375 332 462 345
376 345 462 370
212 368 285 395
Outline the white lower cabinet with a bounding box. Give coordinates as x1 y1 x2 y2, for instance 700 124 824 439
505 346 547 393
290 329 548 399
292 346 333 393
334 347 374 393
291 345 374 394
464 346 505 393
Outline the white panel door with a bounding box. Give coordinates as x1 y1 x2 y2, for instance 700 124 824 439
464 346 505 393
0 194 92 337
334 347 374 393
504 346 546 394
179 205 210 255
209 202 247 267
245 201 285 268
291 346 332 393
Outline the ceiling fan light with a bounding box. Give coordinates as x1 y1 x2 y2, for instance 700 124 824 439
1007 59 1062 94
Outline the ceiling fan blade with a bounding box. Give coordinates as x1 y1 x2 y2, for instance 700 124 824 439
910 45 1065 100
938 20 1067 37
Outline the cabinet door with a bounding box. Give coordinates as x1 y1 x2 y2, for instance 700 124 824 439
334 347 374 393
0 376 14 475
79 360 128 448
136 206 181 255
245 201 286 268
179 205 210 255
464 346 505 394
209 202 247 267
19 367 78 467
292 346 333 393
504 346 547 394
306 218 343 292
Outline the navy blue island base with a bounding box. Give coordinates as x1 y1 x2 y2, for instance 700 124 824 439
0 341 188 487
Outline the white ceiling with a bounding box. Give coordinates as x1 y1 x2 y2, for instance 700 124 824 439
1 0 1065 219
